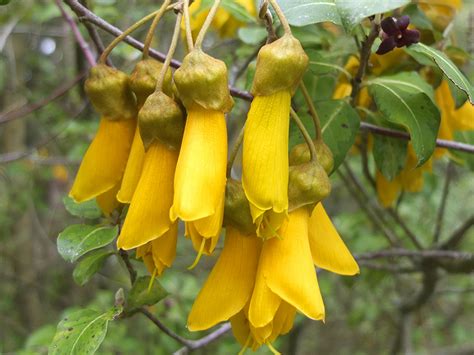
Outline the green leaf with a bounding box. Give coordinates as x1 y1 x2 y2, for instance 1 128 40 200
453 131 474 171
126 276 168 311
335 0 410 31
63 196 102 219
368 72 440 165
238 27 267 45
221 0 256 23
407 43 474 104
57 225 118 263
73 249 114 286
319 99 361 171
307 49 351 77
49 307 122 355
0 0 11 5
278 0 342 27
373 132 408 181
448 78 468 109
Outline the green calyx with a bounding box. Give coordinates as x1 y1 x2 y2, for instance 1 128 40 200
173 49 234 112
130 59 173 108
138 91 184 150
84 64 137 120
252 34 309 96
288 161 331 211
289 139 334 175
224 179 255 235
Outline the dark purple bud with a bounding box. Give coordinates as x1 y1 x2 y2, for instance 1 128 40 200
381 17 400 37
376 36 397 55
403 29 420 46
397 16 410 31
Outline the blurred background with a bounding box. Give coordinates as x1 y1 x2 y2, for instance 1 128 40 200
0 0 473 354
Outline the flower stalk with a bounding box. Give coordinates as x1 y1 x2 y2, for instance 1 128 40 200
194 0 222 48
290 108 317 162
183 0 194 51
142 0 172 59
268 0 291 35
299 82 322 141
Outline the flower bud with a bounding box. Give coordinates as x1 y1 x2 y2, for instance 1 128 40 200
130 59 173 107
84 64 137 120
288 161 331 211
252 34 308 96
289 140 334 174
138 91 184 150
224 179 255 235
174 49 234 112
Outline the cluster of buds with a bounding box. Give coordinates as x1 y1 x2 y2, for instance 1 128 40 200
68 1 359 351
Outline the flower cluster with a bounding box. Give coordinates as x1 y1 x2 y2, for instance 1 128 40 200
69 3 359 351
376 16 420 55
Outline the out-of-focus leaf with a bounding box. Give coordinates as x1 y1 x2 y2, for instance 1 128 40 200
307 49 351 77
126 276 168 311
402 4 433 30
238 27 267 45
221 0 256 23
335 0 410 31
279 0 342 26
373 131 408 180
368 72 440 165
63 196 102 219
57 225 118 262
407 43 474 104
73 249 114 286
49 307 122 355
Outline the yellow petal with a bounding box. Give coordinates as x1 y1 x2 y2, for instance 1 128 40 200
187 227 261 331
269 301 296 343
242 91 291 238
151 222 178 276
332 83 352 99
117 141 178 250
435 80 455 142
96 181 121 216
70 117 135 202
451 97 474 132
117 125 146 203
230 311 252 348
308 204 359 275
249 203 287 240
260 208 325 321
249 321 273 345
171 106 227 222
376 170 401 208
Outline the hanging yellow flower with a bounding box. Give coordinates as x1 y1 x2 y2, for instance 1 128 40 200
184 0 256 39
242 34 308 239
117 91 184 251
419 0 462 29
170 49 233 257
188 205 359 351
70 65 137 204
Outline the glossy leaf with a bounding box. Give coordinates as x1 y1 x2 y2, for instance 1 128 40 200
278 0 342 26
57 225 118 263
373 131 408 181
335 0 410 31
73 249 114 286
407 43 474 104
63 196 102 219
368 73 440 165
126 276 168 311
49 307 122 355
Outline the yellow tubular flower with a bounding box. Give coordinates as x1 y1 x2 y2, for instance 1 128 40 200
420 0 462 29
308 203 359 275
243 91 291 239
170 106 227 254
70 117 135 202
136 222 178 277
187 227 261 331
376 171 402 208
117 141 178 250
96 181 121 216
117 127 145 203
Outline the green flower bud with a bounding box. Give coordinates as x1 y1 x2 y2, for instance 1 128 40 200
224 179 255 235
130 59 173 108
288 161 331 211
138 91 184 150
289 140 334 174
252 34 308 96
174 49 234 112
84 64 137 120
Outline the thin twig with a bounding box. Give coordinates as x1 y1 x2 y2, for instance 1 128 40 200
0 71 86 124
173 323 232 354
356 249 473 261
438 216 474 250
433 162 454 244
56 0 96 66
387 208 424 250
140 308 193 347
119 250 137 284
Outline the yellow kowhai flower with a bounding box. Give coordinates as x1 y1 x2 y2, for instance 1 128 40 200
171 49 232 258
188 205 358 350
96 181 121 217
243 34 308 239
70 65 137 205
376 144 433 207
136 222 178 277
419 0 462 29
184 0 256 39
434 80 474 157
